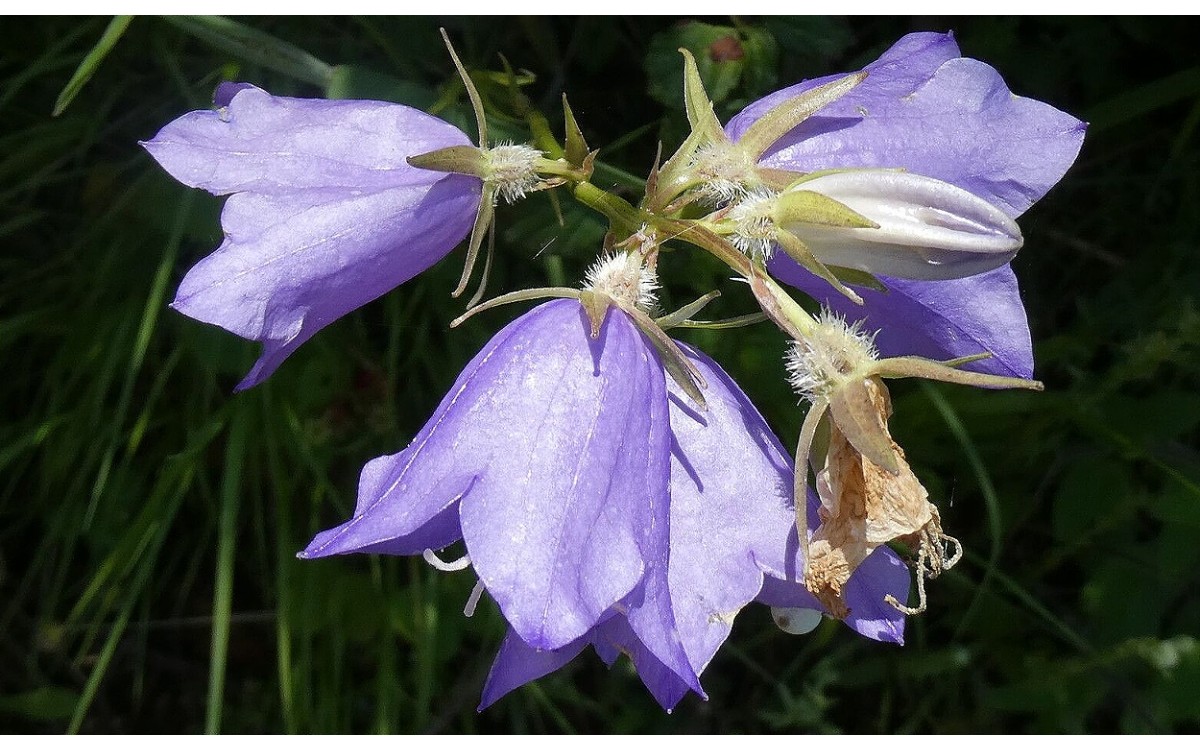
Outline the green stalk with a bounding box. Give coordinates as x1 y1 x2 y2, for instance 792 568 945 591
205 410 249 734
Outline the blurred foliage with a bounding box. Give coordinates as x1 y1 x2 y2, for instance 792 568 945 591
0 16 1198 733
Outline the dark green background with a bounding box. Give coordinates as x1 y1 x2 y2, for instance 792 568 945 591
2 16 1198 733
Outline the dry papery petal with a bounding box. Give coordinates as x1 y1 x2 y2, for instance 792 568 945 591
804 377 956 616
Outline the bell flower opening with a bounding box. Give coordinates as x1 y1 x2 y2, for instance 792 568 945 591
727 31 1085 377
142 83 480 389
301 297 910 712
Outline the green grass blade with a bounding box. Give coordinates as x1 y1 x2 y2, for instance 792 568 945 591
920 382 1004 640
53 16 134 116
205 409 249 734
161 15 333 87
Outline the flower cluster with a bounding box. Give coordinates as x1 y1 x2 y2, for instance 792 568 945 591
145 31 1083 711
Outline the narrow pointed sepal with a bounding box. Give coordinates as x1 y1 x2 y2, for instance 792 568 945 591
407 144 489 177
679 48 727 144
775 231 863 306
622 303 708 409
736 71 867 160
774 188 879 230
449 286 581 328
747 265 815 342
453 184 497 297
562 94 590 168
654 291 721 330
872 355 1044 391
578 290 613 338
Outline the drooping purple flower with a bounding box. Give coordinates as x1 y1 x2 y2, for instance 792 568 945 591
725 32 1086 378
300 297 908 711
142 83 480 389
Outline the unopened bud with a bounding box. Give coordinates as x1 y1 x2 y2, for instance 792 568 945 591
782 170 1023 280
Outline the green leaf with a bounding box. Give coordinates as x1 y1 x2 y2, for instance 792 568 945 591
161 15 333 87
644 21 777 112
53 16 133 116
0 687 79 722
325 64 437 109
1052 457 1132 541
1086 65 1200 133
677 49 725 142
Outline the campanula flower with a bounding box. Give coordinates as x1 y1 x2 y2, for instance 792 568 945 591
300 275 909 710
725 32 1086 378
142 83 481 389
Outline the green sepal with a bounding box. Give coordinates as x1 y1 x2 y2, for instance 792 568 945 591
672 313 767 331
407 145 488 178
775 231 863 306
871 356 1045 392
453 184 496 297
936 353 992 368
647 128 708 212
439 28 488 146
774 189 878 229
623 303 708 409
450 286 581 328
563 94 590 168
827 378 901 475
466 221 496 309
793 398 829 562
578 290 613 338
679 48 727 145
827 266 886 292
736 71 867 160
655 291 721 330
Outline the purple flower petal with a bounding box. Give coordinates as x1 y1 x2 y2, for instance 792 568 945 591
663 346 796 675
478 617 695 713
453 301 670 651
772 260 1034 378
666 345 909 649
478 629 589 711
726 33 1079 379
757 538 910 646
726 32 1086 219
297 448 465 559
297 308 534 560
617 364 706 697
144 83 472 194
305 300 669 650
592 616 693 712
143 84 480 388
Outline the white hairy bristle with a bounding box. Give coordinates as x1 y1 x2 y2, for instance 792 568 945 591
484 142 542 204
785 309 880 402
726 189 779 259
689 141 757 207
583 252 659 311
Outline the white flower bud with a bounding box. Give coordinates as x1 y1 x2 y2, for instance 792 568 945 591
782 170 1023 280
